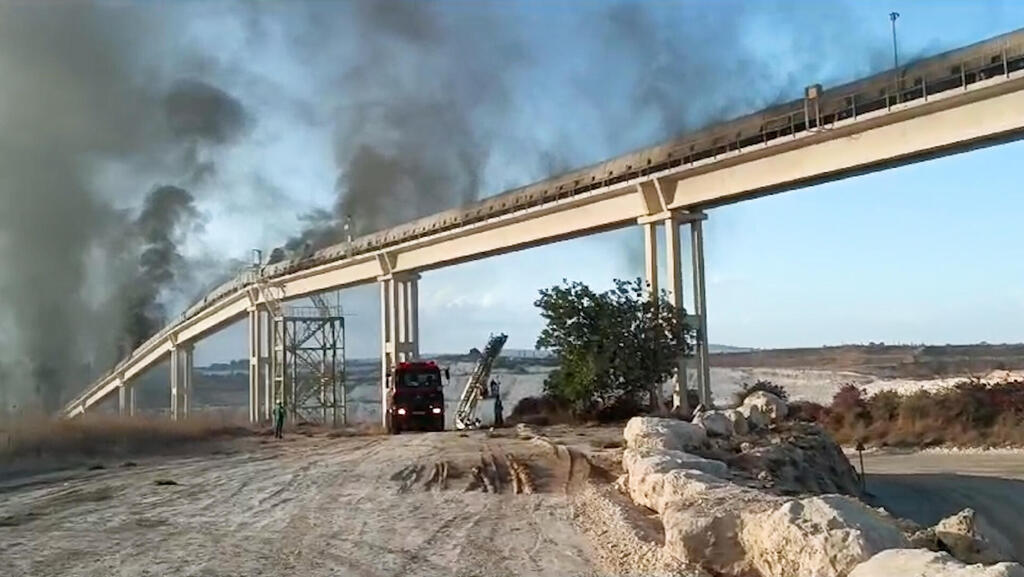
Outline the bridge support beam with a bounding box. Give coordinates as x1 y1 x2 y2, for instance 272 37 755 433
379 272 420 427
170 345 180 421
169 343 194 420
690 217 712 407
643 222 659 297
642 221 664 411
182 344 194 419
641 212 712 411
664 216 689 415
248 306 263 424
117 378 135 417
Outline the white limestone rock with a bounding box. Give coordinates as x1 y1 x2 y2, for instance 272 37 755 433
660 470 780 575
740 494 910 577
623 416 707 452
849 549 1024 577
935 508 1016 564
742 391 789 423
622 448 728 513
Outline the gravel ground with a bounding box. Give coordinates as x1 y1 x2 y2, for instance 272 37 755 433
861 451 1024 562
0 430 606 577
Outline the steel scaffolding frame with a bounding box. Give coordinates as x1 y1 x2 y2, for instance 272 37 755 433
270 303 346 426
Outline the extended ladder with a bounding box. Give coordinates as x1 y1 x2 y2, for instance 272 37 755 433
454 333 508 430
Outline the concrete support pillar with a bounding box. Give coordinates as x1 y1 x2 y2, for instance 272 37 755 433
380 278 393 428
117 378 131 417
182 344 194 419
388 276 400 362
170 345 180 421
379 272 421 428
664 217 690 414
642 221 664 410
690 217 712 407
248 307 262 424
408 277 420 358
642 221 659 296
397 273 420 362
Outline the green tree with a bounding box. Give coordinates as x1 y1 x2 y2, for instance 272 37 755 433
534 278 693 414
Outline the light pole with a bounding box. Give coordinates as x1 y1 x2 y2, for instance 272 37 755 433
889 12 901 69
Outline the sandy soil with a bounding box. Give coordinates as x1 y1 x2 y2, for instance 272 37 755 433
0 429 618 577
861 451 1024 561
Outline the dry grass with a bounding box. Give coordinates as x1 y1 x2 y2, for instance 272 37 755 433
0 412 254 466
807 380 1024 448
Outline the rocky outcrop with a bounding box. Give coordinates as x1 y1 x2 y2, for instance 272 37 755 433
738 403 771 429
727 423 862 496
741 495 910 577
935 508 1016 564
624 417 707 452
725 408 749 435
621 425 906 576
742 391 788 424
849 549 1024 577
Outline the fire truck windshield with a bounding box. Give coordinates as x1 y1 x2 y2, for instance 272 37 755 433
398 370 440 388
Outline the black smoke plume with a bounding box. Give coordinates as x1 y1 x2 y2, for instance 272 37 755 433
269 0 523 255
0 3 246 411
121 186 201 353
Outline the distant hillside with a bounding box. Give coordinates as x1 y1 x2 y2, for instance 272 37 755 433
193 343 1024 382
710 343 1024 379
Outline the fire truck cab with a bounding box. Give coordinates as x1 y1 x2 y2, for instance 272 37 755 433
386 360 449 434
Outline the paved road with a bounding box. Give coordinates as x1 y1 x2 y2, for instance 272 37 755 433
860 451 1024 561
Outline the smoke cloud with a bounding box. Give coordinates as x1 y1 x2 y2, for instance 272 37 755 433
0 0 910 411
164 79 250 186
269 0 524 253
0 3 247 411
122 186 201 352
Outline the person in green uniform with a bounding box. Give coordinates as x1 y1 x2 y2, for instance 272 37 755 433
273 401 286 438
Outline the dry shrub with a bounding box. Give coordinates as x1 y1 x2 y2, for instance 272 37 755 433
813 379 1024 448
509 395 575 426
0 412 252 465
789 400 829 423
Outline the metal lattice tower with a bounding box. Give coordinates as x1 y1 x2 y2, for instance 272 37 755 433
270 296 346 426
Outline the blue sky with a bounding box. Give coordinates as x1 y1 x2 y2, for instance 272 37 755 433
171 0 1024 364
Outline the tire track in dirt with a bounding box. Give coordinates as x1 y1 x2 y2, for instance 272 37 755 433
1 431 603 577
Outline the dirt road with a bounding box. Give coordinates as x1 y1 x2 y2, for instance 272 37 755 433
0 430 606 577
861 451 1024 561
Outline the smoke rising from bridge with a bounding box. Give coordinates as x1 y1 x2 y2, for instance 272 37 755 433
121 186 202 354
0 0 897 412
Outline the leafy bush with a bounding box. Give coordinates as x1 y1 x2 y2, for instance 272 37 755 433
535 278 693 414
732 379 789 406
